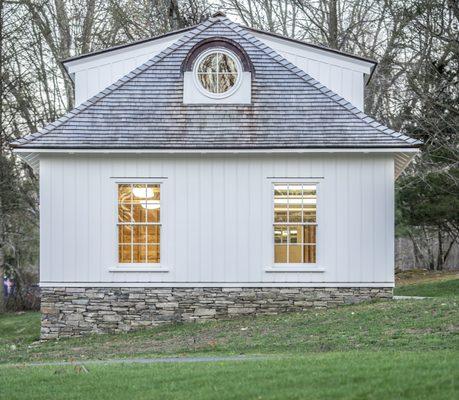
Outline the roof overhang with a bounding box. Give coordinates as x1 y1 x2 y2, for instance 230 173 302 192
14 147 419 177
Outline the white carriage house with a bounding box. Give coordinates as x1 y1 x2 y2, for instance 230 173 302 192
13 13 421 339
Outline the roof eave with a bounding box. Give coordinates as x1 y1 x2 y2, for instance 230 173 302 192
244 26 378 66
12 145 422 152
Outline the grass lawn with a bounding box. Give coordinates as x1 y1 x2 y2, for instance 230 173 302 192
0 274 457 399
1 351 457 400
394 275 459 297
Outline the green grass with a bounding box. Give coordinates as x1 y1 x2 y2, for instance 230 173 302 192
1 351 457 400
394 278 459 297
1 296 458 364
0 275 457 399
0 311 40 345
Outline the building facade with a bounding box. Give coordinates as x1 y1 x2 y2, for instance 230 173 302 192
13 13 420 339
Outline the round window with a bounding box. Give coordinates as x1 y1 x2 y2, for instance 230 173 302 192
195 49 240 97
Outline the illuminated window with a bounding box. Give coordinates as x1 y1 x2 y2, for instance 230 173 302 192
117 183 160 264
273 183 317 264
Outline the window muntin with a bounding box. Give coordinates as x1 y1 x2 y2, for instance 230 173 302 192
273 183 317 264
117 183 160 264
195 50 239 95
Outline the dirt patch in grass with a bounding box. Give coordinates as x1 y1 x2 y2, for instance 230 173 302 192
395 269 458 286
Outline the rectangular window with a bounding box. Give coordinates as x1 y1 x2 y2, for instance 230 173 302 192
273 183 317 264
117 183 160 264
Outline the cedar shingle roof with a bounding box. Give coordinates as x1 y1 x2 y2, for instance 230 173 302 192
12 15 421 149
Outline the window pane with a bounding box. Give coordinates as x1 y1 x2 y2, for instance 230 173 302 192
219 73 237 93
288 226 303 244
119 245 132 263
198 53 218 73
149 184 160 200
303 187 317 223
118 225 132 244
146 204 160 222
133 225 147 244
274 225 287 244
274 186 288 223
288 185 302 222
198 72 218 93
118 184 132 203
303 225 317 244
274 245 287 263
132 203 147 223
288 202 302 222
147 225 160 244
147 245 160 263
118 204 131 223
132 184 147 203
303 205 317 223
218 53 237 73
289 245 303 263
303 245 316 263
132 245 147 263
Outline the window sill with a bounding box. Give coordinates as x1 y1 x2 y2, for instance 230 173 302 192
108 266 170 273
265 266 325 273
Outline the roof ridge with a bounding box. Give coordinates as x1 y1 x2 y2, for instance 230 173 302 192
219 17 421 146
12 17 223 147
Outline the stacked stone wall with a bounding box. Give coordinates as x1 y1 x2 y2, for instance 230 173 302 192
40 286 392 339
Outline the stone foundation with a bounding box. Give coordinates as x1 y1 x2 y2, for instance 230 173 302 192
40 286 392 339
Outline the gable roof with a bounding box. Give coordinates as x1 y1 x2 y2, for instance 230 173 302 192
12 15 421 150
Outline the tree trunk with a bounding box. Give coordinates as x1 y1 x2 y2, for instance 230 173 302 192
327 0 339 49
408 231 425 268
436 229 443 271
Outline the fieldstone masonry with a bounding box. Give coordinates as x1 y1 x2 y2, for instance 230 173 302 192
40 287 392 339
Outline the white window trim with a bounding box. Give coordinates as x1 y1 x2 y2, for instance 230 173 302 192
109 177 169 272
192 47 243 99
265 178 324 272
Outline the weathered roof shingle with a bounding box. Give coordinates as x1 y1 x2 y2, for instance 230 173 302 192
12 15 421 149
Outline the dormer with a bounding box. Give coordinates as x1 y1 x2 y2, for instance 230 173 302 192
182 38 253 104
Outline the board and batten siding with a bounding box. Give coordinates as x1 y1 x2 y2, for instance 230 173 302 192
250 32 370 111
66 33 185 106
39 154 394 287
66 32 370 111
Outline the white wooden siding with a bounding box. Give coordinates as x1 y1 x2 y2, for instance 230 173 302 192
251 32 370 111
65 31 371 110
39 154 394 286
64 33 185 105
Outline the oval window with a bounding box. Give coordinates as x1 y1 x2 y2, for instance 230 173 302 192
195 50 240 96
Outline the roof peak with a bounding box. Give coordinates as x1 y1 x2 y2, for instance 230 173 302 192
211 11 226 18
